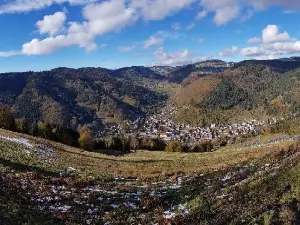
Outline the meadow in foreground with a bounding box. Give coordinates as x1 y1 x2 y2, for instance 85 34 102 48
1 129 300 224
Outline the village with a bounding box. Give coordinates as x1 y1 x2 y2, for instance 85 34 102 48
135 114 278 147
99 105 287 148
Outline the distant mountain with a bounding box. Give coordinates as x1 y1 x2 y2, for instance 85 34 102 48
235 57 300 73
113 66 165 80
149 66 181 77
166 60 232 83
3 57 300 130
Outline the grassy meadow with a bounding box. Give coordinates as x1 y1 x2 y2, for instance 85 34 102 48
2 128 300 224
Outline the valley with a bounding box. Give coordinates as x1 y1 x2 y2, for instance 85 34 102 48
3 1 300 224
3 57 300 224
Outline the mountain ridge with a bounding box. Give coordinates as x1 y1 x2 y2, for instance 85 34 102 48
2 57 300 133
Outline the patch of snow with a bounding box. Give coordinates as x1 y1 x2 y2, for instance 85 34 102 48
216 194 228 199
221 175 231 182
111 204 119 209
35 145 57 163
163 210 176 219
0 135 33 148
49 205 72 212
87 208 98 214
67 167 77 172
178 203 190 215
114 177 138 182
123 202 137 209
51 186 58 194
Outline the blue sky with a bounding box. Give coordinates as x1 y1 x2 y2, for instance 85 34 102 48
0 0 300 72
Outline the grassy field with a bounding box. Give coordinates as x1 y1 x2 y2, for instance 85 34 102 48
0 129 295 179
2 128 300 224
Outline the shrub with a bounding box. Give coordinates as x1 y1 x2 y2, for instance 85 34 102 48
15 118 29 134
78 131 94 151
0 105 15 130
165 141 185 152
193 142 214 152
78 125 95 151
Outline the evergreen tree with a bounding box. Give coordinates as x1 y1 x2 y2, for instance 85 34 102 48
0 105 15 131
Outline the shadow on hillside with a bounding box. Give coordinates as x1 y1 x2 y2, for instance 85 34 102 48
0 158 61 177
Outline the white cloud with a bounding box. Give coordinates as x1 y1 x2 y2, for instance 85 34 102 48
130 0 195 20
199 0 240 26
118 45 135 52
1 0 300 28
21 34 95 55
4 0 300 58
36 12 66 36
241 24 300 59
21 0 137 55
197 0 300 26
153 47 205 66
143 35 164 48
214 6 240 26
82 1 137 37
248 37 261 44
196 10 208 20
171 23 181 30
240 9 254 22
0 0 95 14
249 0 300 11
0 51 20 57
262 25 290 44
219 46 239 57
241 46 264 57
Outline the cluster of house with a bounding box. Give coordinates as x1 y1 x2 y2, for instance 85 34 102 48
98 103 299 146
190 60 234 76
135 115 278 146
195 60 234 69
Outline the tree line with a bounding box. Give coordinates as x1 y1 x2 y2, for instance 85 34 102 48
0 104 217 153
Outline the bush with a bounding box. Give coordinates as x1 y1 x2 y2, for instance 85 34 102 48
78 131 95 151
0 105 15 130
193 142 214 152
15 118 29 134
37 122 53 139
219 140 228 147
165 141 185 152
78 125 95 151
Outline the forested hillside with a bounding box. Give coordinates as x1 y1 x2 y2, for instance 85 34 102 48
0 67 167 131
170 59 300 125
2 57 300 132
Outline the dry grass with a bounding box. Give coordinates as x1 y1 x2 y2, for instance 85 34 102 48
170 76 221 106
1 129 296 180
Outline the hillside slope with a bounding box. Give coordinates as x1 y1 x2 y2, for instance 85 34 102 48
2 57 300 131
2 129 300 224
170 61 300 125
0 68 167 130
